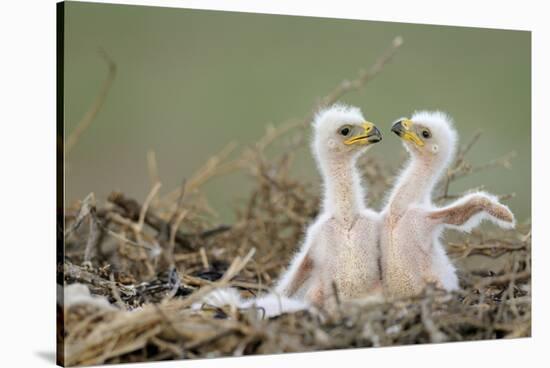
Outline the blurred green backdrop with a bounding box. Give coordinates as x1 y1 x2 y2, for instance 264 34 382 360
64 2 531 222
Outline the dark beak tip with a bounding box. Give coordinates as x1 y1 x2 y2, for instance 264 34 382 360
391 120 404 135
368 126 383 143
369 129 382 143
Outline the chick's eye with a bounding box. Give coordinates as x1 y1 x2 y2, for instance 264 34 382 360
422 130 431 139
340 127 350 136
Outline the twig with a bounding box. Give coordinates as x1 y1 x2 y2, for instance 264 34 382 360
137 182 162 232
108 192 193 250
65 49 117 153
64 261 136 300
200 247 209 269
420 297 447 343
474 270 530 289
100 212 160 253
179 247 256 308
84 211 101 263
304 36 403 126
147 150 161 188
65 193 96 237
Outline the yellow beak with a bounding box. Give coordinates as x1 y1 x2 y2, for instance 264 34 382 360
391 119 425 147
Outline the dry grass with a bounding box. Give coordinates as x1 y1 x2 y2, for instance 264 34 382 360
58 37 531 366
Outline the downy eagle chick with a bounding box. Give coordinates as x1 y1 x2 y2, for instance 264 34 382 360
275 104 383 307
380 111 515 298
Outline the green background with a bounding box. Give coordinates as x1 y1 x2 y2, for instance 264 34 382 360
63 2 531 222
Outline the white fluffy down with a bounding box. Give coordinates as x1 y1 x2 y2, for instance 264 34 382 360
63 283 117 311
194 288 311 318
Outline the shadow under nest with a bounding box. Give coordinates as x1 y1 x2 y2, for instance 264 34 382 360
59 123 531 366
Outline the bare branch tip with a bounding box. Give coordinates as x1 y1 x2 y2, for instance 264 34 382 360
393 36 404 47
98 47 117 72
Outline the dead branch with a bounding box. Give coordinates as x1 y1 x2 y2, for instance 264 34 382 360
65 49 117 154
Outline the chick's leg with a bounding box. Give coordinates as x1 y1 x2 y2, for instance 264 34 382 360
286 253 314 297
305 281 325 307
275 251 314 297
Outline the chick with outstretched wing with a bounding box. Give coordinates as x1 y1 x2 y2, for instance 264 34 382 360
380 112 515 298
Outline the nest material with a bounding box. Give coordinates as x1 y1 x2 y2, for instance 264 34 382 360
59 125 531 366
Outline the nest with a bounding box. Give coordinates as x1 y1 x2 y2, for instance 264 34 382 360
59 38 530 366
59 123 531 366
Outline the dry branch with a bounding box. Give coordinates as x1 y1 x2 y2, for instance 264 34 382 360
65 49 117 154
